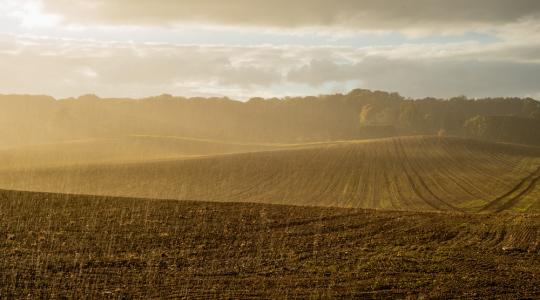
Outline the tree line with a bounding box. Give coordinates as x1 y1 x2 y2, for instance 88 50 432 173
0 89 538 148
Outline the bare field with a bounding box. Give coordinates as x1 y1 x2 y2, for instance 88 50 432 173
1 190 539 298
0 135 288 169
1 136 539 213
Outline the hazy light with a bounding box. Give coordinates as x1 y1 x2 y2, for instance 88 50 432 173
0 0 61 29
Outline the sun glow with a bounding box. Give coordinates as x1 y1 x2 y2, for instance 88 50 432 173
2 0 61 29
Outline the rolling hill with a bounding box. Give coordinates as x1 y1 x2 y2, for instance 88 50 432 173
0 136 538 213
0 135 289 169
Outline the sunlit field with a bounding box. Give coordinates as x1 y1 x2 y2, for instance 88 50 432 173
0 136 538 213
2 0 540 298
1 133 540 298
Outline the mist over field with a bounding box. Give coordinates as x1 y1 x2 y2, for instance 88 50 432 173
1 0 540 298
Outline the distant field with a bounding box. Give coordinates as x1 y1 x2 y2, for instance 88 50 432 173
0 136 538 213
1 190 539 298
0 135 289 168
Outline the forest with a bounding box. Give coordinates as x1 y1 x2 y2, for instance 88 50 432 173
1 89 539 148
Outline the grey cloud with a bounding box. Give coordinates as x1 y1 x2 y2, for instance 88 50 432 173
287 59 359 85
42 0 540 30
287 57 540 98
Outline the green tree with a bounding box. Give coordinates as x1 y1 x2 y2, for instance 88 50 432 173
359 104 374 126
464 116 489 138
398 102 419 131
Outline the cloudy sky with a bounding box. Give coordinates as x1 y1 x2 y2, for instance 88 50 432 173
1 0 540 99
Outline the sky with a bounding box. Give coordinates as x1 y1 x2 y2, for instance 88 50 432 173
1 0 540 100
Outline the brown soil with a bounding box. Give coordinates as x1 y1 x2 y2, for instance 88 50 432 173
1 190 539 299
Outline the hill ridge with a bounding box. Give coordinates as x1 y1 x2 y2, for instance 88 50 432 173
0 136 538 213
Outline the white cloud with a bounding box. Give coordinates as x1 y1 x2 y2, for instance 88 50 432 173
0 0 61 29
1 33 540 100
1 1 539 101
